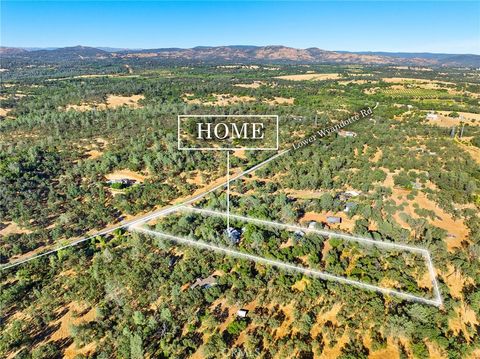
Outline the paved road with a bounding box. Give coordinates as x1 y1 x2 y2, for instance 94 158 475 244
1 149 290 270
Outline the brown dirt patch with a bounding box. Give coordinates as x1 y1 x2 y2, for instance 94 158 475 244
371 148 382 163
274 303 296 339
275 73 341 81
186 171 205 186
448 302 479 343
367 336 400 359
425 111 480 128
79 137 107 160
457 142 480 164
315 303 342 327
66 94 144 111
291 277 310 291
0 222 32 236
66 103 98 111
234 81 265 88
417 271 433 291
233 149 247 159
364 87 380 95
48 302 97 358
319 330 350 359
86 150 102 159
467 349 480 359
0 108 11 116
264 96 294 105
441 264 474 300
283 189 325 199
106 94 144 108
426 340 448 359
183 93 256 106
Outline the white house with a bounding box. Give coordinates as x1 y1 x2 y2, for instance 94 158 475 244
339 130 357 138
237 309 248 318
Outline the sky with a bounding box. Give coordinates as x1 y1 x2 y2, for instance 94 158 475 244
1 1 479 54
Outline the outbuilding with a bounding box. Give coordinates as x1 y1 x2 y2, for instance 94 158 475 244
326 216 342 224
237 309 248 318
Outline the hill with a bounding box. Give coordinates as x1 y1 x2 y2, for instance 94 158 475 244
1 45 479 67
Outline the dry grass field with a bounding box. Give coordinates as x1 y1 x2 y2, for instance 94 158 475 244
275 73 341 81
65 94 144 111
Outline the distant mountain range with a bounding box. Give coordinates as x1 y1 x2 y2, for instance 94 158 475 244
1 45 479 67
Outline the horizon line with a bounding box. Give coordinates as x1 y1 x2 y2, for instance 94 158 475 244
1 44 479 56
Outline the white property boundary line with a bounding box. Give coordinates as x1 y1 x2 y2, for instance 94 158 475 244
0 150 290 270
127 205 443 307
130 225 442 307
178 115 279 151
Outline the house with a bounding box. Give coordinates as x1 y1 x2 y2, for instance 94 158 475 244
344 202 356 213
107 178 136 186
190 274 219 290
339 130 357 138
326 216 342 224
237 309 248 318
426 112 438 120
344 190 360 197
226 228 241 244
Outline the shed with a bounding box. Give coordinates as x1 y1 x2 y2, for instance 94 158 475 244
339 130 357 138
237 309 248 318
190 274 219 290
344 190 360 197
326 216 342 224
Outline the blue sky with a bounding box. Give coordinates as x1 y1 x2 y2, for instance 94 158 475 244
1 1 479 54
